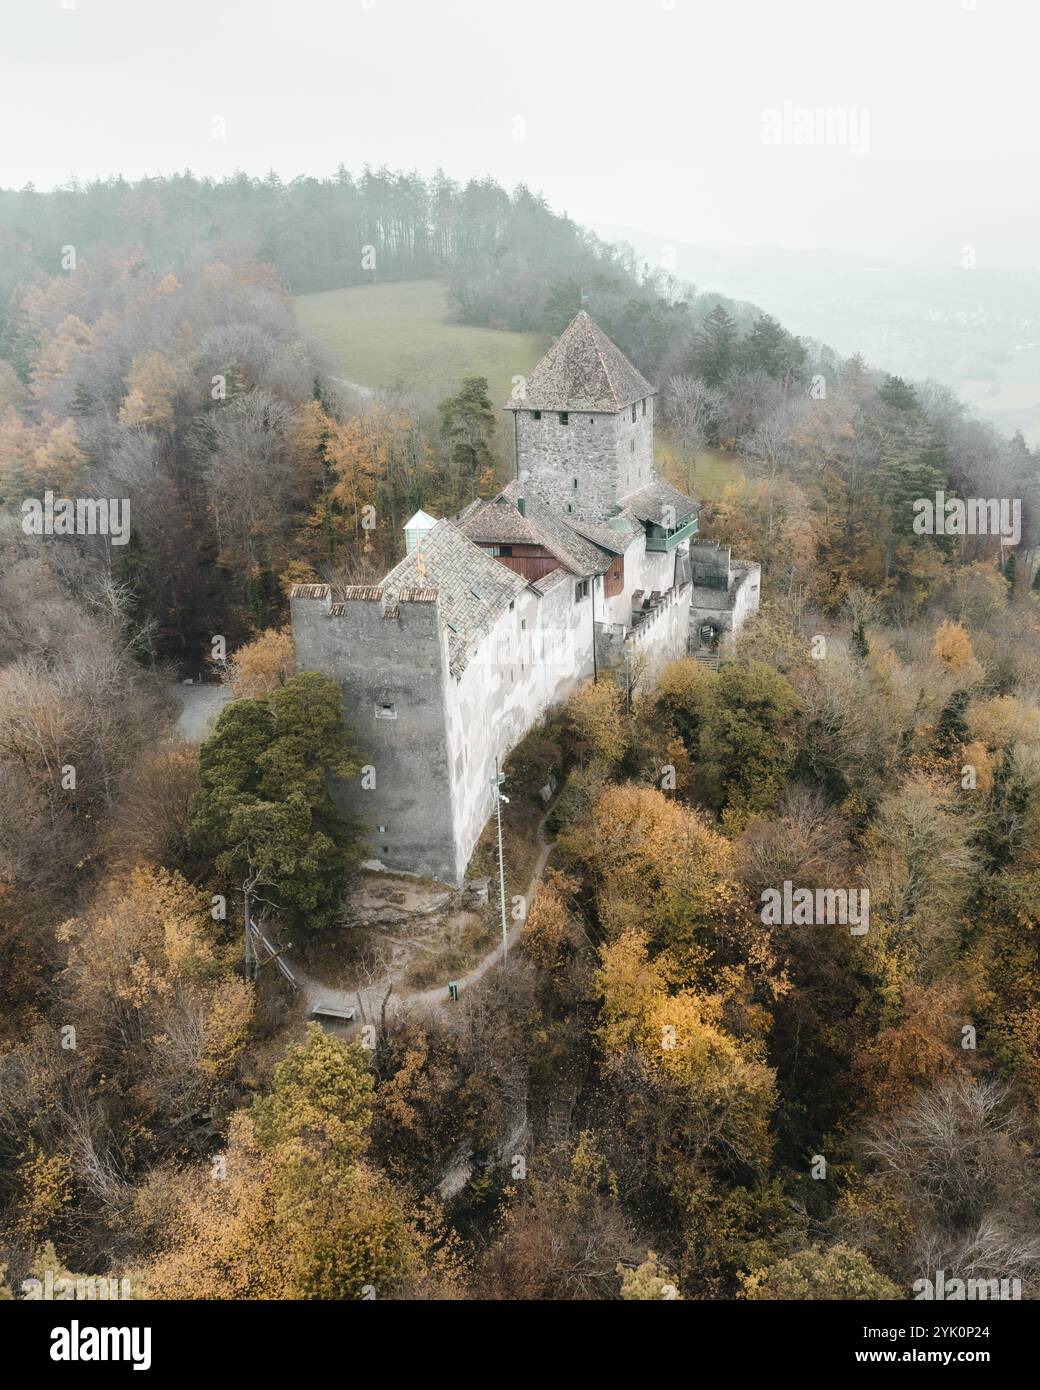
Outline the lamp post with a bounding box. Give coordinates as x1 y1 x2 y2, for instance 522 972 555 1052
491 759 509 968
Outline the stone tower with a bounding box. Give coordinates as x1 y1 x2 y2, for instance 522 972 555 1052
506 311 656 524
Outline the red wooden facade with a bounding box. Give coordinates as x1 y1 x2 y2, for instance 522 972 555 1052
477 542 623 592
603 553 624 598
476 543 560 582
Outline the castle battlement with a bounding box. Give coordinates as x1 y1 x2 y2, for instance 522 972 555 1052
339 585 383 602
294 583 442 624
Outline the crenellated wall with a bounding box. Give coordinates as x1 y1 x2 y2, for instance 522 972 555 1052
624 579 693 672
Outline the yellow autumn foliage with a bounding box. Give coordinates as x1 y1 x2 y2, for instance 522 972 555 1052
967 694 1040 752
930 618 983 684
596 928 776 1175
223 626 296 697
560 781 735 948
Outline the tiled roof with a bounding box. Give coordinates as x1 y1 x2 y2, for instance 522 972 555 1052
505 311 655 412
568 515 642 554
380 520 528 677
459 480 609 577
453 498 484 526
532 568 570 595
622 478 699 529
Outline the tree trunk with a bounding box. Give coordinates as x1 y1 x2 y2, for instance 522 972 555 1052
243 885 254 981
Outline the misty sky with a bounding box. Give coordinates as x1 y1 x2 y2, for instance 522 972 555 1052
3 0 1037 271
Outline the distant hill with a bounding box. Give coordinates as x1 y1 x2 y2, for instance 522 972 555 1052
598 224 1040 446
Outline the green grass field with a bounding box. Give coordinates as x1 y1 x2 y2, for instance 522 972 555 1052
294 278 549 412
655 437 746 501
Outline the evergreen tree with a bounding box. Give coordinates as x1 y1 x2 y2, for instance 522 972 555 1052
1004 550 1017 598
934 689 969 757
741 313 808 390
979 745 1032 867
878 374 918 411
438 375 496 499
692 303 738 386
190 672 364 942
841 352 870 396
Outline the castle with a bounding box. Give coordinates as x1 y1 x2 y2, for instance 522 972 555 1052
291 312 759 885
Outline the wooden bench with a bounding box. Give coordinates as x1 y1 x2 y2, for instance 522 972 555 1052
310 1004 357 1022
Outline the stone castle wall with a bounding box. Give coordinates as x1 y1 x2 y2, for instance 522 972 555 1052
291 574 599 887
290 585 460 884
445 578 595 880
513 397 654 520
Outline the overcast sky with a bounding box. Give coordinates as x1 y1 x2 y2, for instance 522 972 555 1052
3 0 1037 271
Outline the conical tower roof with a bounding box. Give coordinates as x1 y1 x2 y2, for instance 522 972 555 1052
507 310 655 412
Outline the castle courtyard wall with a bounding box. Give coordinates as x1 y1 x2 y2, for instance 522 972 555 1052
445 577 595 879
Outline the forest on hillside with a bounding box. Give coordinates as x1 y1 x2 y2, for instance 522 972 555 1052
1 167 1040 1303
0 167 676 332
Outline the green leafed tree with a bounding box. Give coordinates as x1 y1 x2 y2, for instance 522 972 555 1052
252 1022 375 1167
740 1243 901 1300
698 661 800 818
190 671 364 940
740 313 808 392
878 374 918 411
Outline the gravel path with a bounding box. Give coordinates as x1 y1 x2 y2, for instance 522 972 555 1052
168 682 231 743
292 808 556 1025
